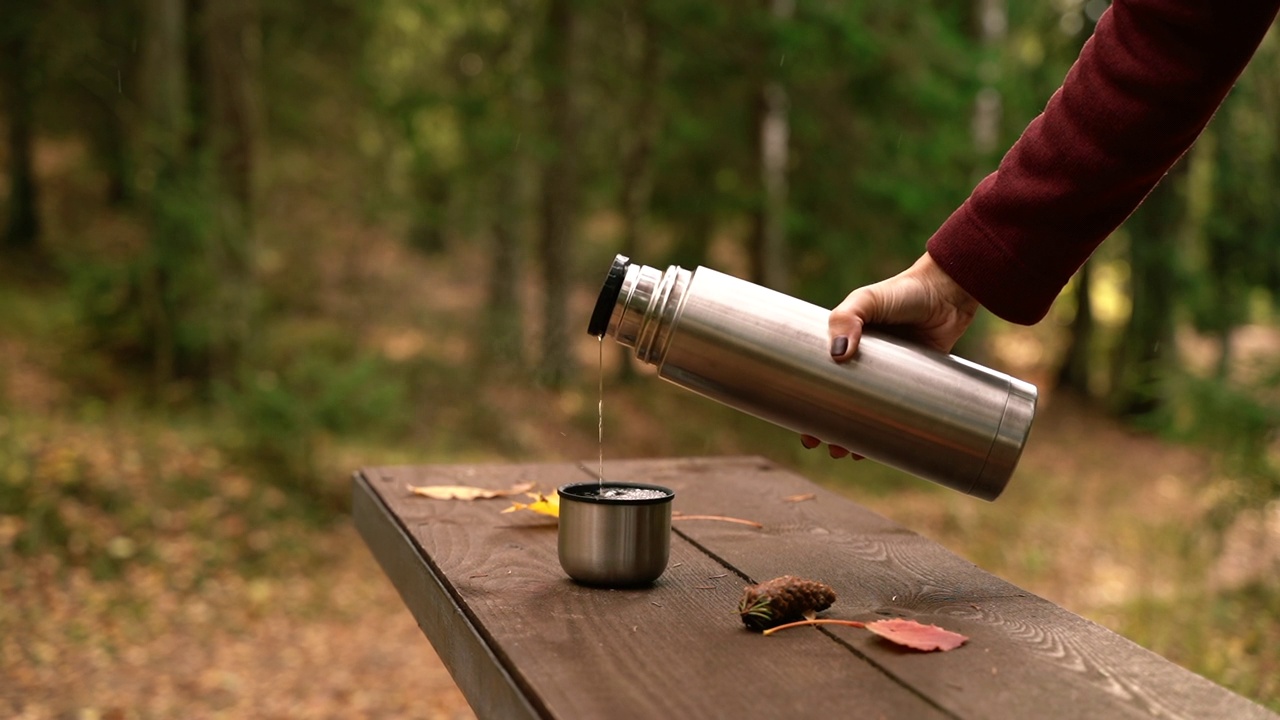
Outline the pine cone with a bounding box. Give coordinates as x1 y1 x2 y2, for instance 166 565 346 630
738 575 836 631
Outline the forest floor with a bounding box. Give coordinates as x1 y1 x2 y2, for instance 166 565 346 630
2 137 1278 718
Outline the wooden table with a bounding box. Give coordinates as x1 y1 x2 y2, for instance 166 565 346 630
353 456 1275 720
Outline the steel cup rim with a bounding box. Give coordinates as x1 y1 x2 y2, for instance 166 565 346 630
557 481 675 505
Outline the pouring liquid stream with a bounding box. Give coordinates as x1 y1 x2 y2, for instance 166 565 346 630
598 335 605 487
590 338 661 500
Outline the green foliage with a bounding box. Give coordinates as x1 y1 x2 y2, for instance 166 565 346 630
262 0 381 141
1120 582 1280 712
1184 51 1280 343
217 352 410 513
1163 371 1280 516
784 2 982 302
69 162 232 386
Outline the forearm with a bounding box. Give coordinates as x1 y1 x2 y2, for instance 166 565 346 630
928 0 1279 325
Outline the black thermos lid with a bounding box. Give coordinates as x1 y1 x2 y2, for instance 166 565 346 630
587 254 631 337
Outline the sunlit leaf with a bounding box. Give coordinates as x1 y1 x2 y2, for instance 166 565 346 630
502 492 560 518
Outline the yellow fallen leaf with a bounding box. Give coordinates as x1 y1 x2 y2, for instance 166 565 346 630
502 491 560 518
406 481 534 500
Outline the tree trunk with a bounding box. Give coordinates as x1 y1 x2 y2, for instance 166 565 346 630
409 172 450 254
92 93 136 207
748 0 793 292
970 0 1004 159
537 0 580 388
485 166 524 365
68 0 143 208
1051 4 1102 398
1112 165 1185 419
615 0 661 382
619 1 660 267
200 0 262 377
664 161 716 270
141 0 190 388
1056 258 1094 394
457 3 529 370
144 0 189 160
2 20 40 252
202 0 260 216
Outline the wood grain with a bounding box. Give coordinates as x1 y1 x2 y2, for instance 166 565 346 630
359 461 947 719
355 457 1277 720
601 456 1276 720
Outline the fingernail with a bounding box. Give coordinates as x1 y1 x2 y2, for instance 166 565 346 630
830 336 849 358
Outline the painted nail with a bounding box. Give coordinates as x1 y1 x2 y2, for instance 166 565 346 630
830 336 849 358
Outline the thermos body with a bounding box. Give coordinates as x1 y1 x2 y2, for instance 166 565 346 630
588 255 1037 501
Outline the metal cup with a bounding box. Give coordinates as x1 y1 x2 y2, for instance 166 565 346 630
557 482 674 586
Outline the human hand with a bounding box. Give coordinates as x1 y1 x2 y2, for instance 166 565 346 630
828 252 978 358
802 252 980 459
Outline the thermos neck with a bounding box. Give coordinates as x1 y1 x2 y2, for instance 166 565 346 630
588 254 689 365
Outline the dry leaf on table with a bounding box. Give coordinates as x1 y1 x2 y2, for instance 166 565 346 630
864 618 968 651
406 481 535 500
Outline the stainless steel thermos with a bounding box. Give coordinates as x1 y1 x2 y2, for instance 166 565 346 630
587 254 1038 500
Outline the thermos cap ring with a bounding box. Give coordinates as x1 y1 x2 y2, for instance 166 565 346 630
588 254 631 337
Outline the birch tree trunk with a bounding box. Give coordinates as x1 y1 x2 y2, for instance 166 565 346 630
970 0 1004 159
749 0 793 292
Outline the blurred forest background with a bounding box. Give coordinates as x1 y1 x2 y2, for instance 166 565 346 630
2 0 1278 716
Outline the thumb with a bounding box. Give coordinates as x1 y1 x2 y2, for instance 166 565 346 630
829 285 888 361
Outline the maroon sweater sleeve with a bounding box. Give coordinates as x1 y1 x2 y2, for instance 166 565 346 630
926 0 1280 325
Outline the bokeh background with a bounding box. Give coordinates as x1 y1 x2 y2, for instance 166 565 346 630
2 0 1277 717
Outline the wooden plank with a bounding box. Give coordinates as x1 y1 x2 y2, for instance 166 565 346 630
600 456 1277 720
358 461 951 720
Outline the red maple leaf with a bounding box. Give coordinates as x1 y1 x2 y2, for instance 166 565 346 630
865 618 968 651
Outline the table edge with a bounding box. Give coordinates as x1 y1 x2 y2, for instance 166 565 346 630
352 470 543 720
